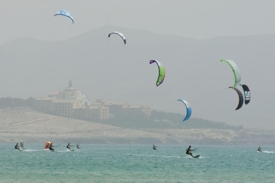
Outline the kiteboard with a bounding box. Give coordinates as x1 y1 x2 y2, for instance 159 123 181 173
193 155 200 158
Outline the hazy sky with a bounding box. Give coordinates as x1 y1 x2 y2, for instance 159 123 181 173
1 0 275 129
1 0 275 44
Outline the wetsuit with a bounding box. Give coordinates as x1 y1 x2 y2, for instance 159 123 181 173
49 143 54 152
67 143 71 151
186 146 194 157
258 147 262 152
153 145 157 150
20 142 24 149
77 144 80 149
15 143 20 151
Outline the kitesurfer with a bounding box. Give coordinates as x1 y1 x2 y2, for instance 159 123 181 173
20 142 24 149
15 143 20 151
49 143 55 152
258 146 262 152
153 145 157 150
186 145 195 158
67 143 72 151
77 144 80 149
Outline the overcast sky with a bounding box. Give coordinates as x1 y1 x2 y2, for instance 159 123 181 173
1 0 275 129
1 0 275 44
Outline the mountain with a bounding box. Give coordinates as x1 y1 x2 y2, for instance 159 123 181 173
0 25 273 129
1 108 274 145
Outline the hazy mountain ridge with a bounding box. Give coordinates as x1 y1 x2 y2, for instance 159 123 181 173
0 25 274 129
0 108 274 145
0 97 242 130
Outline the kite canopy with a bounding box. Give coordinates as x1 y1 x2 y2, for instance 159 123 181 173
108 31 126 44
149 60 165 86
240 84 251 105
54 10 74 23
229 87 244 110
220 59 241 88
44 141 51 149
177 99 192 121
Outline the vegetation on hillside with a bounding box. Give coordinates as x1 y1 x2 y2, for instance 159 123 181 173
0 97 34 109
103 110 243 130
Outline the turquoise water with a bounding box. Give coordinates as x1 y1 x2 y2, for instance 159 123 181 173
1 144 275 183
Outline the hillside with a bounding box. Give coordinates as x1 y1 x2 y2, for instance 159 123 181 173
0 108 274 145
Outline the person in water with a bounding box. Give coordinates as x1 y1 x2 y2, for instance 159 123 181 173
153 144 157 150
15 143 21 151
67 143 72 151
258 146 262 152
186 145 195 158
49 143 55 152
77 144 80 149
20 142 25 149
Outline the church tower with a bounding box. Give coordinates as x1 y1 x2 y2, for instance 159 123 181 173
66 80 75 91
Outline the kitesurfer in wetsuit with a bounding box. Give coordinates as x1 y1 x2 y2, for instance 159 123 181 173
153 144 157 150
15 143 20 151
67 143 72 151
77 144 80 149
49 143 55 152
186 145 195 158
20 142 25 149
258 146 262 152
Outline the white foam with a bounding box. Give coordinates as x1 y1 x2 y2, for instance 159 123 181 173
197 156 206 159
262 151 274 154
56 150 72 153
22 149 38 152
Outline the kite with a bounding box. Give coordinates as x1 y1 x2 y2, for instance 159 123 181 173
149 60 165 86
108 31 126 44
54 10 74 23
240 84 251 105
229 86 244 110
177 99 192 121
220 59 241 88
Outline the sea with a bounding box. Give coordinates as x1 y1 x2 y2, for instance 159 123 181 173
0 144 275 183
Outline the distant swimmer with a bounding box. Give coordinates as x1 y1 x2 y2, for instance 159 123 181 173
15 143 21 151
258 146 262 153
20 142 25 149
153 145 157 150
186 145 196 158
77 144 80 149
67 143 72 151
49 143 55 152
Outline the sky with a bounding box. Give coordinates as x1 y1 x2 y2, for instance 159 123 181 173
1 0 275 44
1 0 275 129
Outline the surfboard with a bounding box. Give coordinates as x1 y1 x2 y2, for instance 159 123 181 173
193 155 200 158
